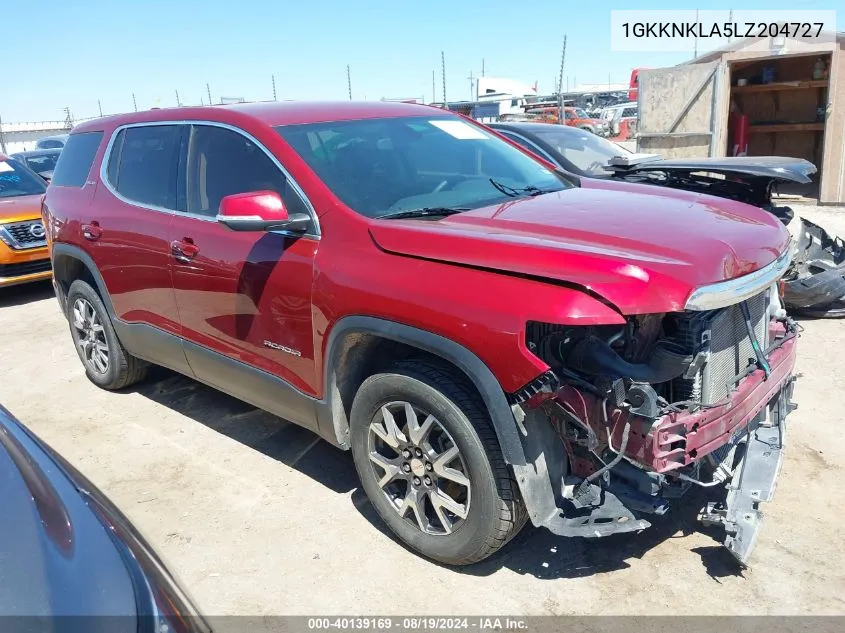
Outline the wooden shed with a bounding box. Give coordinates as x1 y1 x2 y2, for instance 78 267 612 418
637 31 845 204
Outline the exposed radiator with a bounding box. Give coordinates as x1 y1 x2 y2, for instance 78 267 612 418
702 291 769 404
668 290 770 406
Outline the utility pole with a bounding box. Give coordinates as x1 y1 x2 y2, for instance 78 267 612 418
346 65 352 100
0 113 6 154
97 100 103 117
132 93 138 112
175 89 181 106
557 36 567 125
481 58 485 77
272 75 277 101
206 83 212 106
441 51 447 105
694 9 699 58
63 106 73 129
432 70 436 104
467 70 474 100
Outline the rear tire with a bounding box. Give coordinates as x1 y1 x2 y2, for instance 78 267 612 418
350 359 527 565
66 279 147 390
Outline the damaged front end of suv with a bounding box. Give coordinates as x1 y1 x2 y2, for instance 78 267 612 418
510 251 798 565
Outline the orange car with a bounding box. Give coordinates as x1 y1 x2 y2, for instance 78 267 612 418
0 154 51 288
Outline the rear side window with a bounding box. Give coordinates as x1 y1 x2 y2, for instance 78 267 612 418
50 132 103 187
106 125 182 210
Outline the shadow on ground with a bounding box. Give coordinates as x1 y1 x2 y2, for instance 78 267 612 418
0 280 54 308
129 366 744 581
128 366 358 495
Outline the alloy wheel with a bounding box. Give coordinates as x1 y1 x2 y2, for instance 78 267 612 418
367 401 471 535
71 298 110 375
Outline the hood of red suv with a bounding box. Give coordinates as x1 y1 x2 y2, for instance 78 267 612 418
368 179 790 315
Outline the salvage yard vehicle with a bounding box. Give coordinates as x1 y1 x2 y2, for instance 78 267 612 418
36 133 69 150
489 121 844 318
10 148 62 183
44 102 797 566
0 404 209 629
0 154 51 288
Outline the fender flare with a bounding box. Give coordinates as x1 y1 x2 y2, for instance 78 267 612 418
50 243 116 318
319 316 528 467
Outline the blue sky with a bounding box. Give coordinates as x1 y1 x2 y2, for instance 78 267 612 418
2 0 840 122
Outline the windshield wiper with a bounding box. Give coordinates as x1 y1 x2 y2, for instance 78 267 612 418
378 207 469 220
488 178 548 198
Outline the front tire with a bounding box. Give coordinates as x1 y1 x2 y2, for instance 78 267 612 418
350 359 527 565
66 279 147 390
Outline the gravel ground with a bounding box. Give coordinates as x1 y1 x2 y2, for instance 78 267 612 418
1 206 844 617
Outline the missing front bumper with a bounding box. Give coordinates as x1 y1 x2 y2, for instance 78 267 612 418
511 342 797 565
700 378 794 565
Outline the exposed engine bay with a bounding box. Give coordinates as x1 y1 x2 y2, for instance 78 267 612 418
515 284 799 565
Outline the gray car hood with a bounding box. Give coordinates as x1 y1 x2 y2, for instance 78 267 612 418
0 406 137 621
608 155 817 184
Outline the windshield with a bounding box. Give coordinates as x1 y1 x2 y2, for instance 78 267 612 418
0 159 48 198
23 153 60 173
276 116 568 218
535 127 631 176
573 108 589 119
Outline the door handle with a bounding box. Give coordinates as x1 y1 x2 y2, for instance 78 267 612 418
171 238 199 262
81 221 102 241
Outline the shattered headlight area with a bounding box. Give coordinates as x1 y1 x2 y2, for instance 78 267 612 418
516 284 799 565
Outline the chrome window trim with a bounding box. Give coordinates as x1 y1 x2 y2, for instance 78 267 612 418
99 122 180 217
99 120 321 239
684 249 792 311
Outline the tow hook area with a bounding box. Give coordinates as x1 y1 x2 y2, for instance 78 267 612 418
699 379 794 565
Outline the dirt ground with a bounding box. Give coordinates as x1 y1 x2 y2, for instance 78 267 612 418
1 204 844 616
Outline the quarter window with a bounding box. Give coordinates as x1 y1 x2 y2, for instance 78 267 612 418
185 125 309 219
106 125 182 210
51 132 103 187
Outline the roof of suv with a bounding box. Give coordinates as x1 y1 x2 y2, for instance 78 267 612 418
73 101 444 134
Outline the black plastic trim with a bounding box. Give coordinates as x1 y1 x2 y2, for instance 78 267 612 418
318 316 528 466
50 244 116 316
111 321 192 376
182 340 319 432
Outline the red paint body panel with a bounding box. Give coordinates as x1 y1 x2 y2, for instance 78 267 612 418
370 179 789 314
53 102 792 398
169 215 319 395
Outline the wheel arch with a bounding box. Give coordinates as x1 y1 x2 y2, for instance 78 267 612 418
51 244 115 318
317 316 527 467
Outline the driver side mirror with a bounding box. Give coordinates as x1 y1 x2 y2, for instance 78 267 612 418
216 190 310 234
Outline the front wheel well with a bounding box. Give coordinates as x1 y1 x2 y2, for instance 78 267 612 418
327 333 485 449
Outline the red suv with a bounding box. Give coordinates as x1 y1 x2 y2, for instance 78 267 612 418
43 102 797 566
